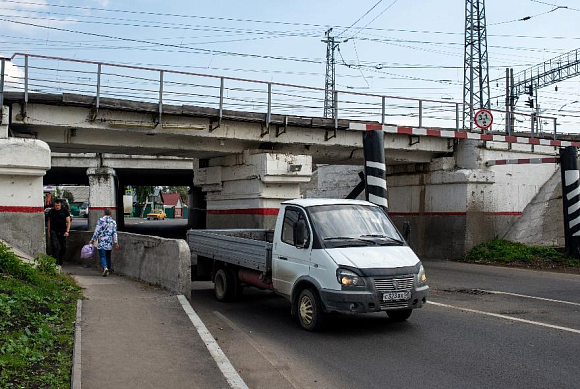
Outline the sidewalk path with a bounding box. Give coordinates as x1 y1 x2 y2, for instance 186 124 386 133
66 265 230 389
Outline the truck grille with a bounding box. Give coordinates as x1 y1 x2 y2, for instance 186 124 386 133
374 275 414 292
380 301 410 310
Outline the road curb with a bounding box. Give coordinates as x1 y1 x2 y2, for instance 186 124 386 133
71 299 82 389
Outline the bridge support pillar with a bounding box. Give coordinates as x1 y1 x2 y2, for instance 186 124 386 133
1 106 8 138
0 137 51 257
187 186 206 230
87 167 117 230
194 151 312 229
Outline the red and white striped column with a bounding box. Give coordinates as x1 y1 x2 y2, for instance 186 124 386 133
87 167 117 230
0 137 51 257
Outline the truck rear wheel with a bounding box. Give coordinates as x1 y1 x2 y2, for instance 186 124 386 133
387 309 412 322
297 288 324 331
214 268 235 302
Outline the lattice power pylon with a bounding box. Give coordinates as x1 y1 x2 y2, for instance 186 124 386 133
323 28 338 119
463 0 491 130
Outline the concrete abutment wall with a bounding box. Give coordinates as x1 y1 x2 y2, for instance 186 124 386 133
306 140 561 259
0 133 51 257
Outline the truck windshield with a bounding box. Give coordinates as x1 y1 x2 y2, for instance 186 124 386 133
308 204 403 246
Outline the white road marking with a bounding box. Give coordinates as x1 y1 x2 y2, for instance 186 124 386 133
177 295 249 389
429 301 580 334
483 290 580 307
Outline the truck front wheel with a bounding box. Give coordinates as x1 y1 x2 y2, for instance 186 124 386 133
387 309 412 322
297 288 324 331
214 269 235 302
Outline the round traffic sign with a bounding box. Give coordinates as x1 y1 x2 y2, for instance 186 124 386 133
474 109 493 130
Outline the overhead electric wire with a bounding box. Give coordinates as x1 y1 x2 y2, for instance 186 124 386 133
529 0 580 12
490 4 568 25
337 0 384 37
347 0 401 39
3 17 483 88
2 0 579 41
0 16 329 65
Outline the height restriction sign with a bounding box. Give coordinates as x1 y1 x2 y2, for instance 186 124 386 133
474 109 493 130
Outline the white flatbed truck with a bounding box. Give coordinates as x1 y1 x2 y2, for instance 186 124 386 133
188 199 429 331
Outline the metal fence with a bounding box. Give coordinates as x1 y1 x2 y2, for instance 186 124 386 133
1 53 560 139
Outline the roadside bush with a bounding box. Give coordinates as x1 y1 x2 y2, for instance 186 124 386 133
0 242 82 388
466 239 564 264
0 244 37 283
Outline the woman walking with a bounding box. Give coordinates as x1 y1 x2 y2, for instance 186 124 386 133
89 209 120 276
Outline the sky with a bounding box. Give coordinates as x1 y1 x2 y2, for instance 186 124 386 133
1 0 579 132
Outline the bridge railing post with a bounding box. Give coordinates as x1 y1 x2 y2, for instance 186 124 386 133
158 70 164 126
219 77 224 125
456 103 460 131
24 55 28 104
418 100 423 128
334 90 338 130
96 63 101 110
267 82 272 128
0 58 5 108
381 96 386 126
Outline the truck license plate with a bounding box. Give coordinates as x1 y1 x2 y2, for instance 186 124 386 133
382 291 410 302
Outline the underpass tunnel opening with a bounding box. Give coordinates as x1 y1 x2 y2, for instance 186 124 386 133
43 165 202 239
112 168 199 239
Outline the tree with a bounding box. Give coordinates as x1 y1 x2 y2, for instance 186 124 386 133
134 186 156 218
134 186 155 204
61 190 74 204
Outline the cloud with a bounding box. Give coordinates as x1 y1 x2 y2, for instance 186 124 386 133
0 57 25 91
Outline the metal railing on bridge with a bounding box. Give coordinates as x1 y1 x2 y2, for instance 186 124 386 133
0 53 561 139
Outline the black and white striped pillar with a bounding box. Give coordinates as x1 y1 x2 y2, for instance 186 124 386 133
362 129 388 209
560 146 580 258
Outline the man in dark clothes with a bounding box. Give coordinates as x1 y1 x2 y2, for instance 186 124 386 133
47 199 71 265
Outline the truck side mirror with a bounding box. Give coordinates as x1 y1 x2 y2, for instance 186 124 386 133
293 219 308 248
402 221 411 243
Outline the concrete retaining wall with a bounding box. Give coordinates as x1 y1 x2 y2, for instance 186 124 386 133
504 168 564 246
65 231 191 298
0 214 46 258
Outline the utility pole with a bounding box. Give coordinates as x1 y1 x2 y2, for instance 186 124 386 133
322 28 339 119
463 0 491 131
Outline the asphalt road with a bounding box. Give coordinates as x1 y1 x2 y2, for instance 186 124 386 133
190 260 580 389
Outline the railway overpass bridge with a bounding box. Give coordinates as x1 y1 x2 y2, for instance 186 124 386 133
0 54 573 259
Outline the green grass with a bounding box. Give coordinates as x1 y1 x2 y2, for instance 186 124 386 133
465 238 580 268
0 242 82 388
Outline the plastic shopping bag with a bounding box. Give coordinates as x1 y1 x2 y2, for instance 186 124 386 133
80 244 95 259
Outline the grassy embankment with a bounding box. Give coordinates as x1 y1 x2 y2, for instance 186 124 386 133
0 242 82 388
464 238 580 270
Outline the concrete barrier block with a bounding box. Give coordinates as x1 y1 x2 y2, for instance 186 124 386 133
65 231 191 298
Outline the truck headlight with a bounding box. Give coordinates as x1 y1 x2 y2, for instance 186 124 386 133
337 269 365 287
417 265 427 285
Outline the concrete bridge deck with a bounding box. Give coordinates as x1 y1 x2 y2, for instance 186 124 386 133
5 91 451 165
